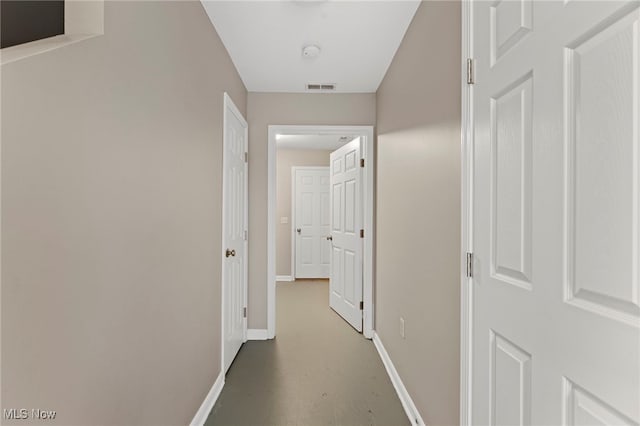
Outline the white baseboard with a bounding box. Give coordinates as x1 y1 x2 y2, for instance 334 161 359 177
276 275 294 282
247 329 269 340
372 332 425 426
190 371 224 426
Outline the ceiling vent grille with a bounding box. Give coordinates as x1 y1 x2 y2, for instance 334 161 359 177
306 83 336 91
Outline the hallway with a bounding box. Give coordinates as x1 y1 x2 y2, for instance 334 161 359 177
206 280 408 426
4 1 638 425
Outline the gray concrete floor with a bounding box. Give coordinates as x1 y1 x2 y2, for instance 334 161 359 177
205 279 409 426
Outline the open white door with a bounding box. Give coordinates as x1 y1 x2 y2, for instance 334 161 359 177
470 1 639 424
329 138 363 332
222 94 248 373
294 167 331 279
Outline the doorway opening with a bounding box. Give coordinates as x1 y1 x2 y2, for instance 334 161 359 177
267 125 375 339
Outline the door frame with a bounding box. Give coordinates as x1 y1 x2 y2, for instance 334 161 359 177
460 1 473 425
291 166 330 280
221 92 249 374
268 125 375 339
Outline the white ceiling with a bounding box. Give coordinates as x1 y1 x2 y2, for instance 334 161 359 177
201 1 420 93
276 134 354 150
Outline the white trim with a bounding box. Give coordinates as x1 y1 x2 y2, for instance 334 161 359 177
189 372 224 426
268 125 375 340
291 166 330 280
460 1 474 425
276 275 294 282
221 93 249 374
360 132 375 340
372 333 425 426
291 166 296 279
1 35 99 65
268 127 277 339
247 329 270 340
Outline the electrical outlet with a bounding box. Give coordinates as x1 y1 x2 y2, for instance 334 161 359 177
280 217 289 224
400 317 405 339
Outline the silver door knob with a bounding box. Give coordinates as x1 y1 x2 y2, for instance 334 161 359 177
225 249 236 258
296 228 301 234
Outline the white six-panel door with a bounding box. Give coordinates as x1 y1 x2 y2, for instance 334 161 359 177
222 94 248 374
329 138 363 332
294 168 331 279
471 1 639 424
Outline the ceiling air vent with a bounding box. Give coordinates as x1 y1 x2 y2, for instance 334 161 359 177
306 83 336 91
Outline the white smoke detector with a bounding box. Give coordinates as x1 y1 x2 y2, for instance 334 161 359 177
302 45 321 58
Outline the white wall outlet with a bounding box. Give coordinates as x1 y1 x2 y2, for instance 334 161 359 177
280 217 289 224
400 317 405 339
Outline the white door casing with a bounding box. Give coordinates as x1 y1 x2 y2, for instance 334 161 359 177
222 93 248 374
267 126 375 340
294 167 331 279
329 138 363 332
469 1 640 425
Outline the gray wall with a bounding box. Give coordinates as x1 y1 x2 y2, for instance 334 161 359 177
1 2 246 425
246 93 376 329
375 2 462 425
276 149 332 278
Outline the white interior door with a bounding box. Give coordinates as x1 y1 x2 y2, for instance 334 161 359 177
329 138 363 332
222 94 248 374
294 167 331 279
471 1 639 424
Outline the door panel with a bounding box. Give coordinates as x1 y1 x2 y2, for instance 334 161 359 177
294 168 330 278
329 138 363 332
471 1 639 424
566 7 640 324
223 96 247 374
491 73 533 289
490 331 532 426
563 379 638 425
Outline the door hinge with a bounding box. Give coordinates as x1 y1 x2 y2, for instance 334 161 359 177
466 58 475 85
244 152 248 163
360 158 365 168
244 230 248 241
359 301 364 310
360 229 364 238
243 307 247 318
466 252 474 278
